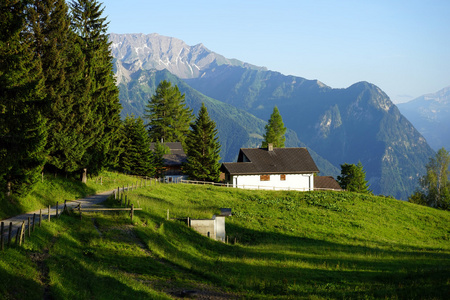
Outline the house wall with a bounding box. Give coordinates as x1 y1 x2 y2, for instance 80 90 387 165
231 173 314 191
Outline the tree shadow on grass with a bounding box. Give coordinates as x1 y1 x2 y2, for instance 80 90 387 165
132 217 450 299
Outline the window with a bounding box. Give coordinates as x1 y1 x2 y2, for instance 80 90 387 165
280 174 286 181
260 175 270 181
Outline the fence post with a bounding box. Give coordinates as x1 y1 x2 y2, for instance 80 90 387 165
19 222 25 246
130 204 134 221
64 200 67 214
39 209 42 227
32 213 36 232
79 204 82 220
48 205 51 222
15 226 20 245
56 202 59 217
1 222 4 251
8 222 12 246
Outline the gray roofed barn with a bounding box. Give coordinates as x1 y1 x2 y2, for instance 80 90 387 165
149 142 187 179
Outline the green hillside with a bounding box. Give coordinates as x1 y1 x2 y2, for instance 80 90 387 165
2 183 449 299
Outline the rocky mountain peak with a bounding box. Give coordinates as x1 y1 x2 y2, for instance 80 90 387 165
110 33 266 84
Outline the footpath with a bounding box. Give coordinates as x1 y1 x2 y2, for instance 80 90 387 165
0 190 115 240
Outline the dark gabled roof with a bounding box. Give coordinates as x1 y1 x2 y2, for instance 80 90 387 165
149 142 187 166
221 147 319 175
164 154 187 166
149 142 185 155
314 176 342 190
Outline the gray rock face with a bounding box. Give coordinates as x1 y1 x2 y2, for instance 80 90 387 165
110 33 265 84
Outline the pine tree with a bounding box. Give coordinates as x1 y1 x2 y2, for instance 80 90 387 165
144 80 193 144
184 103 221 182
70 0 122 175
262 106 286 148
0 0 48 195
152 140 167 179
118 116 153 177
337 162 372 194
29 0 89 175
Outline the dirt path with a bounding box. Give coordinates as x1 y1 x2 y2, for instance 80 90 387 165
0 190 115 239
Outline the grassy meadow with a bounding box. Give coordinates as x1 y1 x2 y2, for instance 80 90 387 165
1 182 449 299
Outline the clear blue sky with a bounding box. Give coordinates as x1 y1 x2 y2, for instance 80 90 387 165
103 0 450 103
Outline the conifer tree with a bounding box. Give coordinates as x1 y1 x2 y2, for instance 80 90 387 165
0 0 48 195
152 140 167 179
118 116 153 177
29 0 89 175
70 0 122 175
262 106 286 148
184 103 221 182
337 162 372 194
144 80 193 144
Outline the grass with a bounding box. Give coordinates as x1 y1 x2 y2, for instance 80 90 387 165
1 182 449 299
0 170 141 220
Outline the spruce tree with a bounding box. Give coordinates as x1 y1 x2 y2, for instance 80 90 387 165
0 0 48 195
262 106 286 148
118 116 153 177
184 103 221 182
152 140 167 179
144 80 193 144
337 162 372 194
70 0 122 175
29 0 89 175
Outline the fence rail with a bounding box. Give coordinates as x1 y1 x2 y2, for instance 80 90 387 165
179 179 342 192
1 178 150 251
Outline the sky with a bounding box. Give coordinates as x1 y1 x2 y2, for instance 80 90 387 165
103 0 450 104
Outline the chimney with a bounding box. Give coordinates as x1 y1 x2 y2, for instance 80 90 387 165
268 143 273 151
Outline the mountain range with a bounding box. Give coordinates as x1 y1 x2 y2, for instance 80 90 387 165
110 33 435 200
397 86 450 151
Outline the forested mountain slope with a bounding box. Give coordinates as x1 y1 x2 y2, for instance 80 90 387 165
116 68 339 176
185 65 434 199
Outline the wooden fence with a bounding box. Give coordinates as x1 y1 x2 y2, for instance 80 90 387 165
0 179 153 251
0 200 71 249
179 179 342 192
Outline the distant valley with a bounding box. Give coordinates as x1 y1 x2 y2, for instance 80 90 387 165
110 33 435 200
398 86 450 151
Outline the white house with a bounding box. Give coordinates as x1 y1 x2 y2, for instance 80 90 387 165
221 144 320 191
